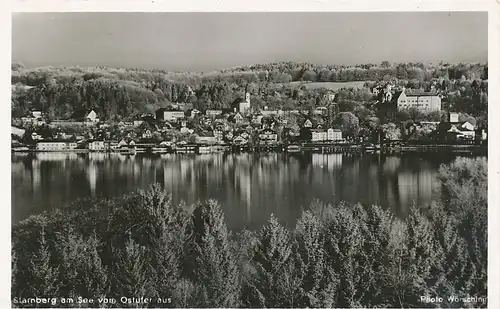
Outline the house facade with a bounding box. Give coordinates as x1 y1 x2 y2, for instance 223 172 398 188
156 108 185 122
259 129 278 144
311 129 328 142
397 88 441 111
449 112 459 123
461 121 475 131
213 129 224 142
327 128 342 141
234 112 244 124
206 110 223 118
88 141 107 151
36 142 70 151
232 135 248 145
86 110 99 122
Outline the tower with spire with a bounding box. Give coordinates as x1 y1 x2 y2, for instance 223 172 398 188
239 84 251 114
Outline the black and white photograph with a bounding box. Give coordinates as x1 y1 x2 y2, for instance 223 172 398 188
9 9 491 308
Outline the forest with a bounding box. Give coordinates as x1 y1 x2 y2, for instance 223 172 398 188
12 157 487 308
11 61 488 124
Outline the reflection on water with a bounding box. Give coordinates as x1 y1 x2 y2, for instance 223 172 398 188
11 152 484 229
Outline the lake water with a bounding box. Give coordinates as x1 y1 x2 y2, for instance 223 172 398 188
11 152 483 229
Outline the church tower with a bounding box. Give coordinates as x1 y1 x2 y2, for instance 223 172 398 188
245 84 250 104
239 84 251 114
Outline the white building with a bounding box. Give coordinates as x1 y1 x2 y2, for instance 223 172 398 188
311 130 328 142
88 141 107 151
327 128 342 141
156 108 185 122
239 92 251 114
461 121 475 131
36 142 68 151
206 110 223 117
162 111 185 122
448 123 475 140
259 129 278 144
397 88 441 111
86 110 100 123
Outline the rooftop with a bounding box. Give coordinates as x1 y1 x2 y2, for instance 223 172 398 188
405 92 439 97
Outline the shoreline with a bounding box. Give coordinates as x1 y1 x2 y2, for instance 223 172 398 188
11 143 487 155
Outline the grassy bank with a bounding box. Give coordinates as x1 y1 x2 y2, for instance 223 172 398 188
12 157 487 308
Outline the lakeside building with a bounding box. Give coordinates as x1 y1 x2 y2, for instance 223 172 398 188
259 129 278 144
311 129 327 142
35 141 78 151
447 123 475 140
233 134 248 145
310 128 343 142
88 141 107 151
327 128 343 141
396 88 441 111
20 110 45 126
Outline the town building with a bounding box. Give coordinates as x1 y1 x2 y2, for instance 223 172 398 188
213 129 224 142
239 92 251 114
327 128 343 141
196 135 218 144
32 110 43 119
36 141 70 151
21 110 45 126
303 119 313 128
232 134 248 145
133 120 144 127
397 88 441 111
70 109 100 123
142 130 153 139
377 84 393 103
259 129 278 144
155 108 185 122
447 125 475 140
449 112 459 123
311 129 328 142
234 112 244 124
461 121 475 131
31 132 43 141
88 141 107 151
66 142 78 149
206 110 223 118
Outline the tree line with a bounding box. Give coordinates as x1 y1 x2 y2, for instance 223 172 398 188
11 61 488 123
12 157 487 308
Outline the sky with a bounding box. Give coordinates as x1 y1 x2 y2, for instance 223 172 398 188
11 12 488 72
